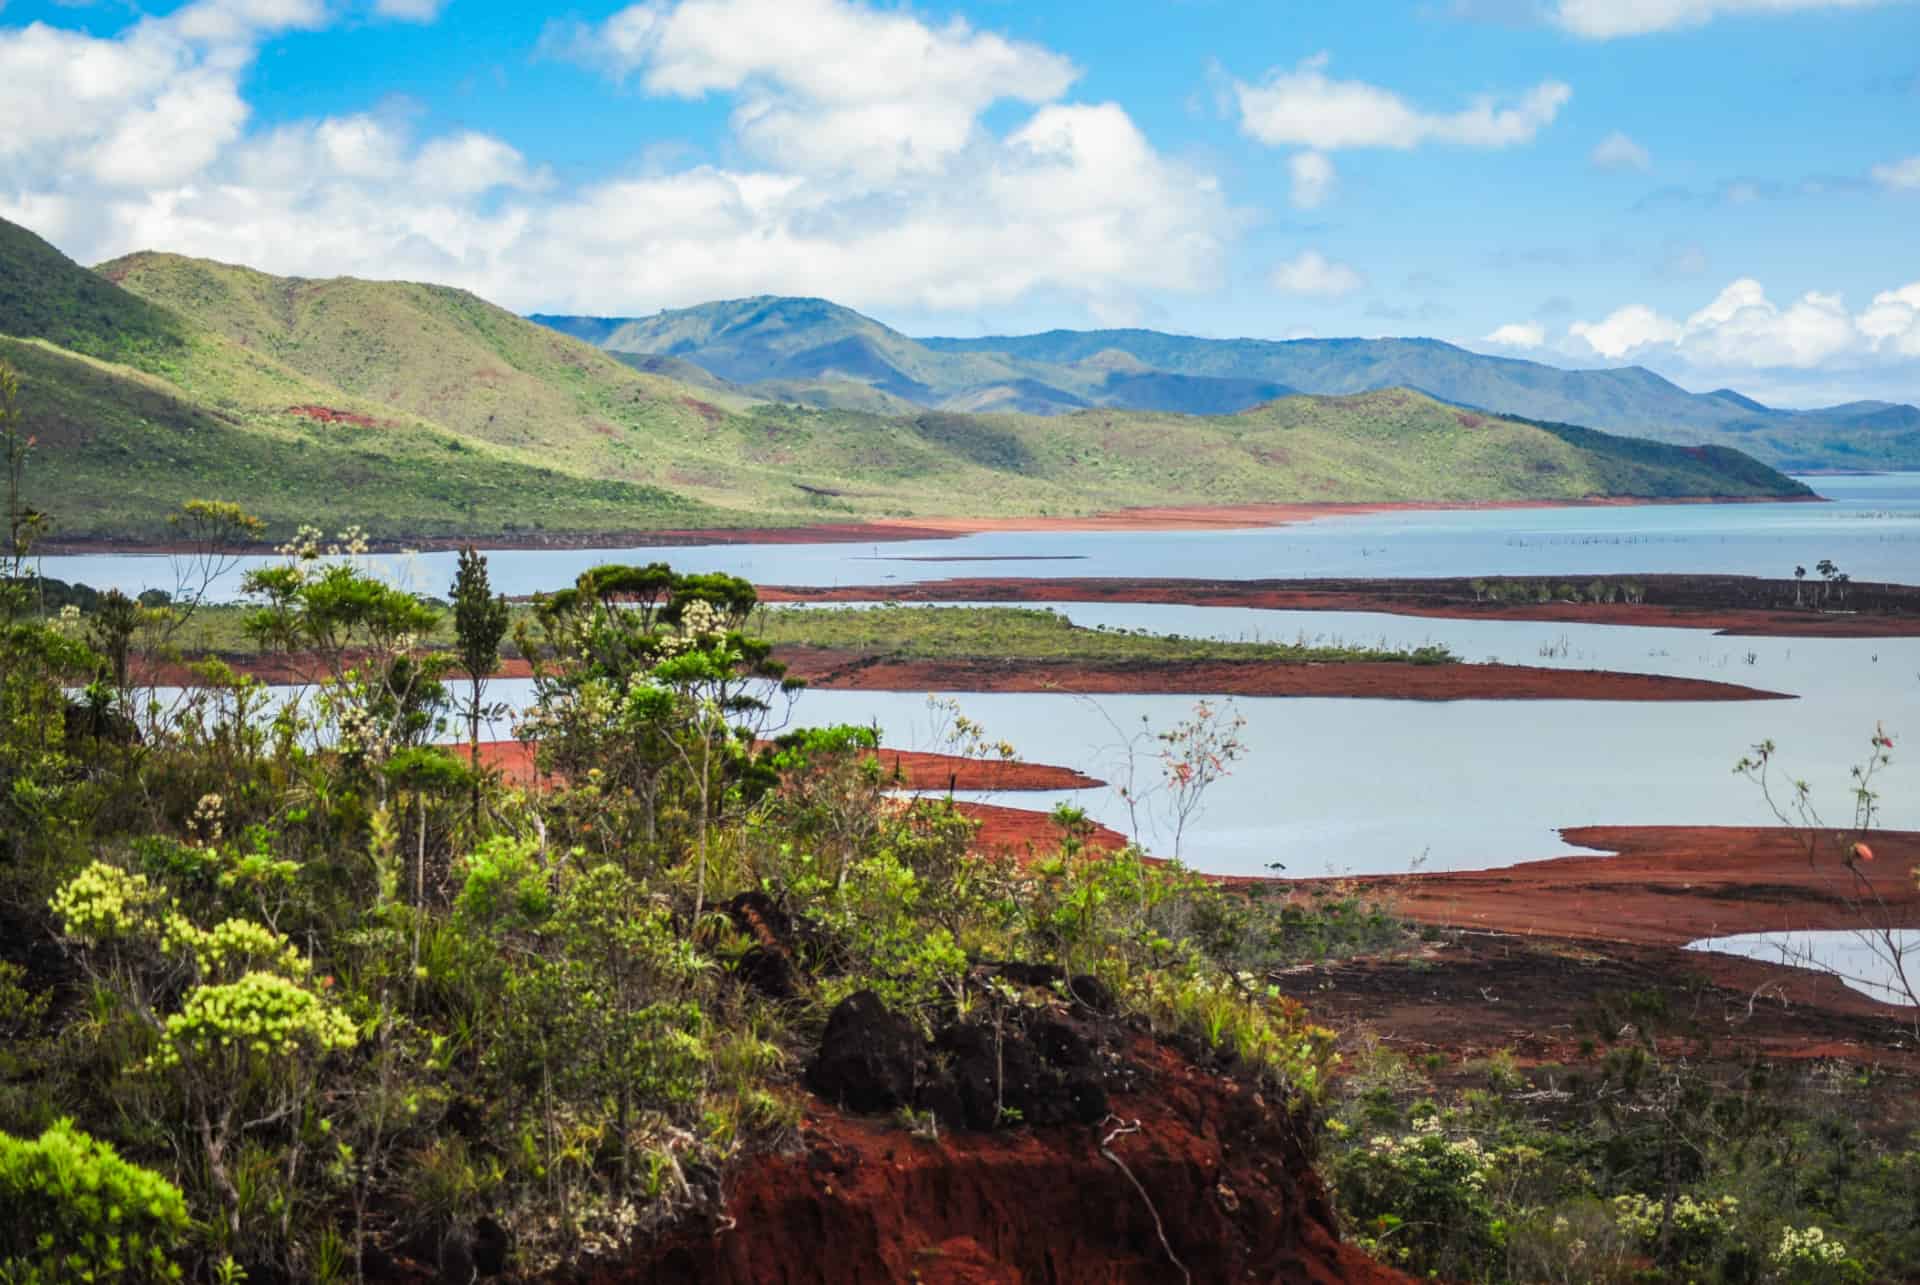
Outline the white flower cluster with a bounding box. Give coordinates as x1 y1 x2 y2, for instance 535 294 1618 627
276 523 371 563
188 792 225 847
1362 1116 1492 1188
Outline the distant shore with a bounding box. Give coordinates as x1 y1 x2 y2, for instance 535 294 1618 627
766 573 1920 638
36 491 1827 556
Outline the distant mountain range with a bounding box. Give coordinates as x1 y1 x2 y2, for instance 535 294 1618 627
534 297 1920 472
0 214 1814 543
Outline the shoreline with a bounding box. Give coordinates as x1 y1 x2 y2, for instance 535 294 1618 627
765 574 1920 638
35 492 1827 556
144 649 1793 702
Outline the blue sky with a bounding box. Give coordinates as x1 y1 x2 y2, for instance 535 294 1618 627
1 0 1916 406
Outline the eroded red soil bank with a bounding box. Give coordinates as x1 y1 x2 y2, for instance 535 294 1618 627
765 574 1920 639
591 1033 1405 1285
473 741 1101 795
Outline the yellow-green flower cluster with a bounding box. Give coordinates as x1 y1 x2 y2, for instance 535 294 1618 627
159 915 309 981
1774 1224 1851 1268
1613 1192 1739 1242
48 862 163 946
1362 1117 1494 1190
143 973 356 1072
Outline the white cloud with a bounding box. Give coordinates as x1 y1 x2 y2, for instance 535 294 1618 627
1234 54 1569 151
373 0 448 19
1270 250 1364 298
1287 151 1335 209
546 0 1078 179
1589 130 1651 172
1561 276 1920 370
1873 155 1920 189
1553 0 1894 38
1858 283 1920 356
1484 321 1546 348
2 0 1238 321
1570 304 1683 358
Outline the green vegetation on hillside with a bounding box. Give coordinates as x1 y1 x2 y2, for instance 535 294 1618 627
543 296 1920 469
0 217 1814 544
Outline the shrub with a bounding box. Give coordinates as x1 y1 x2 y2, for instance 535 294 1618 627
0 1119 189 1283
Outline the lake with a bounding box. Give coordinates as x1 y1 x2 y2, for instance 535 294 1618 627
44 475 1920 879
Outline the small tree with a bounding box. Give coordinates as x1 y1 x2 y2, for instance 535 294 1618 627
451 545 511 815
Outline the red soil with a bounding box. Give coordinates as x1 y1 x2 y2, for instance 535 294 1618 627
777 648 1790 702
951 800 1129 857
765 576 1920 639
471 740 1101 795
598 1032 1406 1284
1345 825 1920 948
142 647 1787 701
285 404 378 427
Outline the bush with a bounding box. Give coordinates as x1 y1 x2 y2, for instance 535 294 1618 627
0 1120 189 1283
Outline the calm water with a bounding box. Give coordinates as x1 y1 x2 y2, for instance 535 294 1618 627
52 474 1920 879
35 474 1920 602
1688 931 1919 1007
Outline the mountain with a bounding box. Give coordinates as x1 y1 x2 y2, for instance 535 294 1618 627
0 217 1810 544
539 298 1919 471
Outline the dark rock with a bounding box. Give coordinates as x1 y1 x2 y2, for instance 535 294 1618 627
722 891 800 1000
806 991 920 1113
470 1216 509 1276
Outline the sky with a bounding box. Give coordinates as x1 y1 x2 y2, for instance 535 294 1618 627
1 0 1917 407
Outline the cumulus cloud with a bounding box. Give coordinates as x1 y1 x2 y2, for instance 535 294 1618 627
1589 130 1651 172
1234 54 1569 151
1560 277 1920 371
1873 155 1920 189
544 0 1078 179
1287 151 1336 209
1483 321 1547 347
1270 250 1364 298
1553 0 1895 38
1 0 1238 321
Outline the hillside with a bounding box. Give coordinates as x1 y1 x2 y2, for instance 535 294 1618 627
0 217 1813 544
539 297 1920 470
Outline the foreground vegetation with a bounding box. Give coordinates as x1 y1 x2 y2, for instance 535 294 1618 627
1320 998 1919 1284
0 368 1371 1278
2 215 1811 544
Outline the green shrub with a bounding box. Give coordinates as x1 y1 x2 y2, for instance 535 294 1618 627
0 1119 189 1283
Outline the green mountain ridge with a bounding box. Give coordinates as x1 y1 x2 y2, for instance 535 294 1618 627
538 297 1919 471
0 216 1813 544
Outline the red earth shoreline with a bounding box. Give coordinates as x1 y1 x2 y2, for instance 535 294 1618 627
145 649 1792 702
763 576 1920 639
35 492 1825 556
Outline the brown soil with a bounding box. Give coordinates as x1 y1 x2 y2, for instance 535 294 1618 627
952 800 1129 856
593 1031 1407 1284
777 648 1791 702
765 574 1920 639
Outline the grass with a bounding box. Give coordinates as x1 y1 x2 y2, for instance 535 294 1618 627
753 605 1458 665
29 598 1457 669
